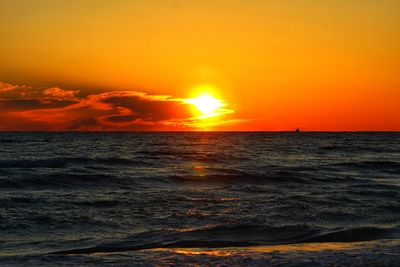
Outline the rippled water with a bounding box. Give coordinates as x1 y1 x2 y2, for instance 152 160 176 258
1 132 399 265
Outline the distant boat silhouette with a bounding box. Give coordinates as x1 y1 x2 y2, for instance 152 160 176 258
295 128 301 133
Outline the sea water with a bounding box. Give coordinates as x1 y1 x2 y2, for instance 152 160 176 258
0 132 399 266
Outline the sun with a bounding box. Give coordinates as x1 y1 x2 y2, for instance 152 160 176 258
185 93 224 118
188 93 222 115
184 85 234 123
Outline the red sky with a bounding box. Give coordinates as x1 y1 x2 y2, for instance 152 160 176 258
1 1 399 131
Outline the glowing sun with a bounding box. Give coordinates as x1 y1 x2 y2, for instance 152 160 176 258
185 93 225 118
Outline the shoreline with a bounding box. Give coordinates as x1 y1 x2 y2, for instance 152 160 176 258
2 239 399 266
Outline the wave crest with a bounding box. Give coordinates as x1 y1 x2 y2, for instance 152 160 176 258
51 224 399 255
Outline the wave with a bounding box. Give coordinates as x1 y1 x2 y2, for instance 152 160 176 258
319 145 400 153
51 224 399 255
0 173 138 189
302 226 397 243
347 189 400 199
137 151 249 162
169 168 314 184
138 150 196 156
332 160 400 169
0 157 149 169
169 172 311 184
0 138 49 144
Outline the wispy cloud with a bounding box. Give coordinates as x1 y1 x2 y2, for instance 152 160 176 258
0 82 30 93
43 87 80 99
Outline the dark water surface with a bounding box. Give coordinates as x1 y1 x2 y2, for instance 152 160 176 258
1 132 399 266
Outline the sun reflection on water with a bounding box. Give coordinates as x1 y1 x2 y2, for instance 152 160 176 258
151 241 373 259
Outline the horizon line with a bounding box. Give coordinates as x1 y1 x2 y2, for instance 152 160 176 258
1 130 399 133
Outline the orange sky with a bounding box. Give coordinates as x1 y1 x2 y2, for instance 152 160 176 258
0 0 399 131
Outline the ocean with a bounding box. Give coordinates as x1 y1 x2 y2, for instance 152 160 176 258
0 132 399 266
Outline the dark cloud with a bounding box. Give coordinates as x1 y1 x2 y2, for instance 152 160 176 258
101 94 193 123
0 99 80 111
104 115 137 123
0 82 201 131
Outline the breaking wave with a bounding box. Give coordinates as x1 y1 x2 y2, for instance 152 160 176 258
52 224 399 254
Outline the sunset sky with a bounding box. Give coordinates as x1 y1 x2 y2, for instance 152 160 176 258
0 0 399 131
